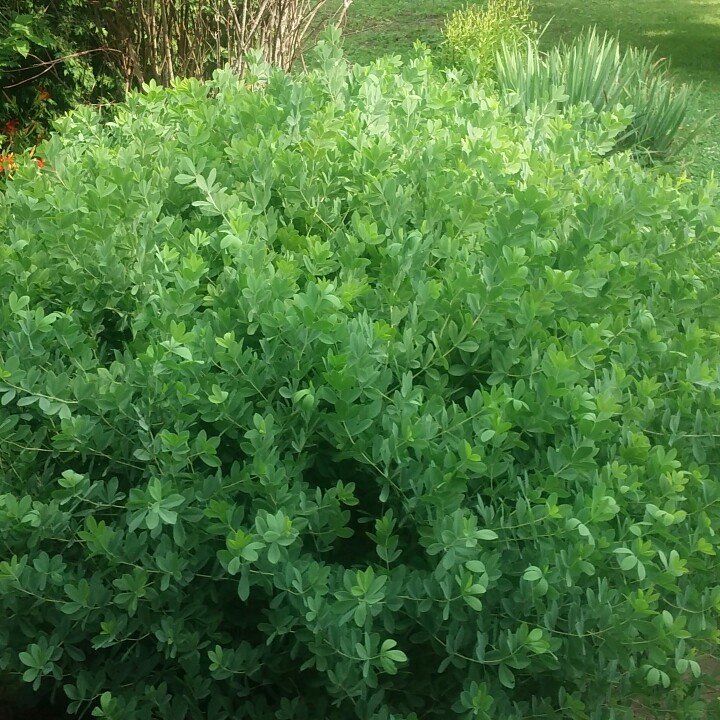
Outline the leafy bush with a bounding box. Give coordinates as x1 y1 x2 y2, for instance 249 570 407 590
0 11 53 71
495 29 707 164
1 29 720 720
1 88 53 180
0 0 348 170
0 2 122 163
438 0 538 78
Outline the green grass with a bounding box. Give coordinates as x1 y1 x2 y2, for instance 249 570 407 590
326 0 461 65
327 0 720 178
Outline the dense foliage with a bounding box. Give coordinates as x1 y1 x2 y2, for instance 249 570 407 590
0 0 344 162
438 0 537 78
0 1 122 162
2 30 720 720
495 29 706 164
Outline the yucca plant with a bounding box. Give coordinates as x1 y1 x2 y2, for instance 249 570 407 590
495 28 707 164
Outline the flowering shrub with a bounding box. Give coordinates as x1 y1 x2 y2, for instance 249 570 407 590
0 148 45 177
0 86 50 181
0 152 14 173
1 31 720 720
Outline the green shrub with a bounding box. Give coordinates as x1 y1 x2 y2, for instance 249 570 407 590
495 29 707 164
438 0 538 77
0 2 123 165
1 29 720 720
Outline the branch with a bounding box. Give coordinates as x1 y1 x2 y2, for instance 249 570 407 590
2 47 122 88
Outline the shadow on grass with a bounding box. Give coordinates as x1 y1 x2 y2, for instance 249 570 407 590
637 23 720 72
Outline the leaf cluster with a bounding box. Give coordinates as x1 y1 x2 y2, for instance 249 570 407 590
1 30 720 720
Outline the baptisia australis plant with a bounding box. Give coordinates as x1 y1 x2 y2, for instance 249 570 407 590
0 28 720 720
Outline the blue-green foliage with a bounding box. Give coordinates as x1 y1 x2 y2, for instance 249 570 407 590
1 30 720 720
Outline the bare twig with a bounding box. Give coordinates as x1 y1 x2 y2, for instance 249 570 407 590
57 0 346 91
2 48 121 90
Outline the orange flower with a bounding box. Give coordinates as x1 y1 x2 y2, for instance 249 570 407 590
2 119 18 136
34 157 45 169
38 88 51 102
0 153 16 172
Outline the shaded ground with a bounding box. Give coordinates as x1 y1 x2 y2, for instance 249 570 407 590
631 656 720 718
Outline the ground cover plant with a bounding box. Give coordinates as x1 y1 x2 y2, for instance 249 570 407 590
1 29 720 720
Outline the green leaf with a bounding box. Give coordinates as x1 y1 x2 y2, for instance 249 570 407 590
523 566 544 582
498 663 515 689
465 560 486 573
476 530 498 541
464 595 483 611
208 384 229 404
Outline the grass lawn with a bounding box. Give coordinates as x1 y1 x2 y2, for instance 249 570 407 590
330 0 720 178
